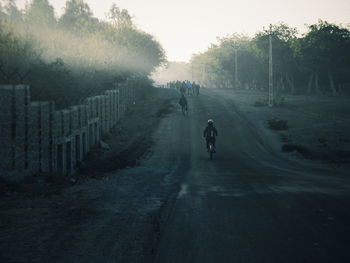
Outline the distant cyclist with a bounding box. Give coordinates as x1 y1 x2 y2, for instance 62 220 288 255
180 82 186 95
186 80 193 96
203 119 218 151
193 82 200 96
178 94 188 115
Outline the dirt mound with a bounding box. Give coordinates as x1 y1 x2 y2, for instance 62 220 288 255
282 143 350 163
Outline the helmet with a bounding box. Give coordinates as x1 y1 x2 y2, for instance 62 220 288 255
208 119 214 124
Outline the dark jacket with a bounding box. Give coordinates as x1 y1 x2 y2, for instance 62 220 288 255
179 96 187 106
203 125 218 138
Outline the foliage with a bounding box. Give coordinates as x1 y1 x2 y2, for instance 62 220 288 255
191 21 350 94
26 0 55 27
59 0 99 35
298 21 350 81
0 0 166 108
108 3 133 29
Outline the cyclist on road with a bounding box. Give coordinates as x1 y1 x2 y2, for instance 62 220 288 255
186 80 193 96
194 82 200 96
180 82 186 95
203 119 218 151
179 94 188 115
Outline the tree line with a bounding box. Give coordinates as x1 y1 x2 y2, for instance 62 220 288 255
191 21 350 95
0 0 166 108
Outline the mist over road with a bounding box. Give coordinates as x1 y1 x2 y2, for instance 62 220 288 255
155 89 350 263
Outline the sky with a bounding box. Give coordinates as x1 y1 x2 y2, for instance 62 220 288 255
16 0 350 62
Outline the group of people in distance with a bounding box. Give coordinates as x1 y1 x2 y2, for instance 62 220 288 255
171 80 201 116
168 80 201 96
170 80 218 154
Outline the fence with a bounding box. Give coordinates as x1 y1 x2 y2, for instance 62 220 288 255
0 82 135 176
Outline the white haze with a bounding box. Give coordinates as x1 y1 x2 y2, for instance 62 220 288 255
12 25 151 73
152 62 191 84
16 0 350 62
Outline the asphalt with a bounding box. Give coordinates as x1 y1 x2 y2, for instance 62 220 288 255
154 89 350 263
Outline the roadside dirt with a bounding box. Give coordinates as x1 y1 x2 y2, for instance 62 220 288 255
0 87 178 263
80 87 175 175
215 89 350 166
0 87 175 197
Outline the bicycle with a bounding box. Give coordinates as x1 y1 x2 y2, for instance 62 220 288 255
181 104 188 115
207 137 216 160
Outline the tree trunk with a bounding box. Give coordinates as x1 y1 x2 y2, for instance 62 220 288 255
279 76 285 94
307 72 314 94
328 71 337 96
285 73 295 94
291 77 295 94
315 73 320 94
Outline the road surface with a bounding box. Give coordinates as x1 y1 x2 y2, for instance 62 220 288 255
154 89 350 263
1 89 349 263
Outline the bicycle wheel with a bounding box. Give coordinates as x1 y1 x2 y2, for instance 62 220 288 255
209 144 213 160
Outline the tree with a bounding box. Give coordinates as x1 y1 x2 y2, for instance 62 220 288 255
25 0 56 27
59 0 98 35
298 20 350 94
116 27 166 73
2 0 23 23
254 23 298 93
0 0 166 108
0 22 40 84
0 2 5 18
217 34 262 89
108 3 133 29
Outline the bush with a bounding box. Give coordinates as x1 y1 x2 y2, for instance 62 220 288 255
268 117 288 130
254 98 268 107
282 144 309 154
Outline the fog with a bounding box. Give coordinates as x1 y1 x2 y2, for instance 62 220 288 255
152 62 191 84
1 2 350 263
8 17 159 74
0 0 165 106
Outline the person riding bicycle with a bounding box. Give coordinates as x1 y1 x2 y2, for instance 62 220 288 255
180 82 186 95
203 119 218 151
193 82 200 96
178 94 188 114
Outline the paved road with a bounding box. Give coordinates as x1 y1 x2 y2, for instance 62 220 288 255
155 89 350 263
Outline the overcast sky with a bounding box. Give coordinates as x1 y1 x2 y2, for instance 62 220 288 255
16 0 350 62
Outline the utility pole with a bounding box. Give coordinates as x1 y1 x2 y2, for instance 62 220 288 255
268 24 274 107
230 42 238 89
202 63 206 86
235 46 238 89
